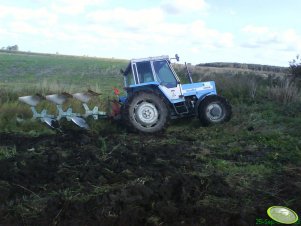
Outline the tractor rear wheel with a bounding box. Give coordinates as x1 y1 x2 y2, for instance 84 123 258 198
123 92 168 133
198 95 232 126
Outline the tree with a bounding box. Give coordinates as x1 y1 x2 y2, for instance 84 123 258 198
289 55 301 81
6 45 19 51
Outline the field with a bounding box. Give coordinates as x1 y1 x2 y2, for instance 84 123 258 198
0 51 301 226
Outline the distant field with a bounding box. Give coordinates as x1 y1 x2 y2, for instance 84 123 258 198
0 51 127 94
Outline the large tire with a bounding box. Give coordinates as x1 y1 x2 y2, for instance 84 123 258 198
198 95 232 126
123 92 169 133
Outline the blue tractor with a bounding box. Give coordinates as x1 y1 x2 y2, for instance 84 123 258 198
119 54 232 133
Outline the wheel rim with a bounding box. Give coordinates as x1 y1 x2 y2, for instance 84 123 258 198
206 103 224 122
134 101 159 127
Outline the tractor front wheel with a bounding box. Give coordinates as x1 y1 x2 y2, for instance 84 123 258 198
123 92 168 133
198 95 232 126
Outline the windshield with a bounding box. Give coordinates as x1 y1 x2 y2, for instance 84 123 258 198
153 60 177 88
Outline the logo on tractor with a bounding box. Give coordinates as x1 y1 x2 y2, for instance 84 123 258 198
171 90 176 97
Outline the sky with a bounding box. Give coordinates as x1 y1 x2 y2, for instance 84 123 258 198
0 0 300 66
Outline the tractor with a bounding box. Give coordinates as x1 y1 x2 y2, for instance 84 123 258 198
18 54 232 133
118 54 232 133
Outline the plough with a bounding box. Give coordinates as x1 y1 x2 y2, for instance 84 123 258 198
19 90 108 129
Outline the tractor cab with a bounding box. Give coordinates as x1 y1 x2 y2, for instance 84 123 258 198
122 56 184 102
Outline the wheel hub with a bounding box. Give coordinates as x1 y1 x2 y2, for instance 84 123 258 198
135 102 159 126
206 103 223 121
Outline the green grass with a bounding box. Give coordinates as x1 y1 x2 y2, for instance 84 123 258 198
0 51 127 94
0 145 16 160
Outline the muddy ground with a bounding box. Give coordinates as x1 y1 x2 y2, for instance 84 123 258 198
0 129 300 226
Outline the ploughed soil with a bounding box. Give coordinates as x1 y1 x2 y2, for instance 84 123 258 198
0 130 300 226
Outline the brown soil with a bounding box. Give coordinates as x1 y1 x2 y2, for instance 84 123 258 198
0 132 300 226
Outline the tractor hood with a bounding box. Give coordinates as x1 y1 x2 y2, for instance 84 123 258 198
181 81 217 97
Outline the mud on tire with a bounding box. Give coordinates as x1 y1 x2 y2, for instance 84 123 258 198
198 95 232 126
122 92 169 133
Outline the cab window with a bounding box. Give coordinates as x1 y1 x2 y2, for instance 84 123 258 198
153 60 177 88
125 68 135 86
136 61 155 83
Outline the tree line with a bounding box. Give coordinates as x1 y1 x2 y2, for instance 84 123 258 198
197 62 288 73
1 45 19 51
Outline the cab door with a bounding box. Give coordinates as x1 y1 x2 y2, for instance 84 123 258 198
152 60 183 101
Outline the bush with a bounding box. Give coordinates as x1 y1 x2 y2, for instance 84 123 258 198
289 55 301 81
267 78 300 104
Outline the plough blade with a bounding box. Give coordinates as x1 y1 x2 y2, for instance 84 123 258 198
45 92 73 105
73 89 101 103
70 116 89 129
43 117 59 129
73 90 107 119
45 93 86 128
45 92 92 128
18 94 57 127
18 94 44 106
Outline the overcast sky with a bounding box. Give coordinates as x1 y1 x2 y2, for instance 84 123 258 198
0 0 300 66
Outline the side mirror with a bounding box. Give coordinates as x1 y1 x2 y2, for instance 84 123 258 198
175 54 179 62
170 54 180 62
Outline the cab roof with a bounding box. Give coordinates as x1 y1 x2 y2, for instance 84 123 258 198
123 55 170 75
131 55 169 63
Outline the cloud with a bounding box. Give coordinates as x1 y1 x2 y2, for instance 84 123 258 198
50 0 106 15
0 5 58 26
0 2 233 58
0 0 220 52
0 1 235 63
161 0 208 14
229 9 236 16
242 25 269 34
10 22 39 35
178 20 234 49
86 5 233 50
87 8 165 31
241 25 301 52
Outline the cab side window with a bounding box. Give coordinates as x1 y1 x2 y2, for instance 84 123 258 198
126 70 135 86
136 61 155 83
